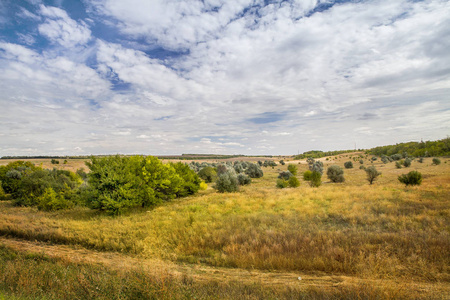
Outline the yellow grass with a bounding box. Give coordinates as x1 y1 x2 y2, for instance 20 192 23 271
0 154 449 299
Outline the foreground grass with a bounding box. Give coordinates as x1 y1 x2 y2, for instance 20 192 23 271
0 155 449 298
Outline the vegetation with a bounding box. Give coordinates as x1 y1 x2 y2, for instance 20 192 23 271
326 165 345 183
278 171 293 181
398 171 423 186
432 158 441 165
368 137 450 157
365 166 381 185
344 161 353 169
197 167 217 183
294 149 356 159
307 158 323 174
403 157 412 167
287 176 300 187
287 164 298 176
303 170 312 181
0 153 449 299
214 170 239 193
309 171 322 187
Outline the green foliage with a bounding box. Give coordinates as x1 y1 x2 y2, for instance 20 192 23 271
398 171 422 186
309 171 322 187
359 159 364 164
85 155 201 214
395 161 402 169
403 158 412 167
278 171 293 181
368 137 450 157
418 157 424 163
214 171 239 193
245 163 263 178
326 165 345 183
279 160 285 165
51 159 59 164
294 149 355 159
0 161 39 194
432 158 441 165
365 166 381 185
237 173 251 186
303 170 312 181
276 179 288 189
0 181 6 200
37 187 74 211
197 166 217 183
287 164 298 175
344 161 353 169
307 158 323 174
288 176 300 188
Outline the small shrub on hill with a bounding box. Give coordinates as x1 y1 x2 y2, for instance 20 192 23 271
198 167 217 183
245 163 264 178
215 171 239 192
276 179 288 189
288 176 300 187
237 174 251 186
403 158 412 167
432 158 441 165
326 165 345 183
344 161 353 169
278 171 293 181
287 164 298 176
398 171 422 186
365 166 381 185
395 161 402 169
303 170 312 181
309 171 322 187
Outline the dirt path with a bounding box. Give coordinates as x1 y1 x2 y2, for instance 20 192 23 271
1 236 448 297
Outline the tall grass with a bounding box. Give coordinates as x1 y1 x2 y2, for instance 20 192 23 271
0 156 449 298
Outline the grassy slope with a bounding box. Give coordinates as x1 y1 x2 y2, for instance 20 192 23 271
0 154 449 299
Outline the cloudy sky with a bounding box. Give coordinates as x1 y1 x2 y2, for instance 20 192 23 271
1 0 449 156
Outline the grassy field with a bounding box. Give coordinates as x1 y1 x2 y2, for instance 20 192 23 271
0 154 449 299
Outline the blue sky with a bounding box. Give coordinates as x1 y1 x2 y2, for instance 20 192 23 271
0 0 449 156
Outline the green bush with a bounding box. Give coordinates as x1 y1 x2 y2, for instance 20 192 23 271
37 187 74 211
326 165 345 183
418 157 424 163
365 166 381 185
307 158 323 174
309 171 322 187
276 179 288 189
245 163 263 178
198 166 217 183
432 158 441 165
359 159 364 164
359 165 366 170
398 171 422 186
51 159 59 164
237 173 251 185
215 171 239 192
395 161 402 169
287 164 298 176
278 171 293 181
403 158 412 167
303 170 312 181
288 176 300 188
344 161 353 169
279 160 285 165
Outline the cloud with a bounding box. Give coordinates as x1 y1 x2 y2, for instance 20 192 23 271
38 4 91 47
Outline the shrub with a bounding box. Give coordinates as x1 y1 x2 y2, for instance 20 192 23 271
215 171 239 192
37 187 74 211
326 165 345 183
51 159 59 164
199 182 208 190
276 179 288 189
365 166 381 185
309 171 321 187
237 173 251 185
303 170 312 181
390 154 402 161
344 161 353 169
0 182 6 200
307 158 323 174
359 165 366 170
216 164 228 175
278 171 293 181
403 158 412 167
432 158 441 165
245 163 264 178
287 164 298 175
279 160 285 165
198 167 217 183
381 156 389 164
395 161 402 169
418 157 424 163
398 171 422 186
288 176 300 187
359 159 364 164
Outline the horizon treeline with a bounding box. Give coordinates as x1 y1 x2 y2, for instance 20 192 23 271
367 137 450 157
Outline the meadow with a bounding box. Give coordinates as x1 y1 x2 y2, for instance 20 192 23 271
0 154 449 299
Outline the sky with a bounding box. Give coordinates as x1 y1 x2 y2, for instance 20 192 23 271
0 0 449 156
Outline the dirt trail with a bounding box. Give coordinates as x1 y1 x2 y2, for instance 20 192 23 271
1 236 448 296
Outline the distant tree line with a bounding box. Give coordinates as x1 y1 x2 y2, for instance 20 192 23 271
294 149 358 160
367 137 450 157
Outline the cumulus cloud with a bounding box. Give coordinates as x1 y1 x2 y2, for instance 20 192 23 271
38 4 91 47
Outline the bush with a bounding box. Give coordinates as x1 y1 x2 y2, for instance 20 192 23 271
359 165 366 170
0 181 6 200
307 158 323 174
303 170 312 181
403 158 412 167
237 173 251 185
418 157 424 163
278 171 293 181
365 166 381 185
51 159 59 164
326 165 345 183
344 161 353 169
279 160 285 165
276 179 288 189
288 176 300 188
395 161 402 169
215 171 239 192
391 154 402 161
245 163 263 178
198 167 217 183
309 171 321 187
398 171 422 186
432 158 441 165
37 187 74 211
287 164 298 176
359 159 364 164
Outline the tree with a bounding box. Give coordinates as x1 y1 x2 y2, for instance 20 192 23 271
237 173 251 185
287 164 298 176
198 167 217 183
245 163 263 178
398 171 422 186
365 166 381 185
326 165 345 183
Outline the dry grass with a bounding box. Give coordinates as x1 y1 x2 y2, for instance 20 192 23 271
0 154 449 299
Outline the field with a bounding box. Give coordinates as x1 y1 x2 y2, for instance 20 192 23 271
0 154 449 299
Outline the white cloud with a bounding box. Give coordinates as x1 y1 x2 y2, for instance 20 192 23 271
38 4 91 48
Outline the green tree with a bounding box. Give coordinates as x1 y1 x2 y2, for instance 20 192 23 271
198 166 217 183
365 166 381 185
309 171 322 187
326 165 345 183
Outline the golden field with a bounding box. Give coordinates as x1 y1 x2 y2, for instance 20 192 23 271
0 154 449 299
